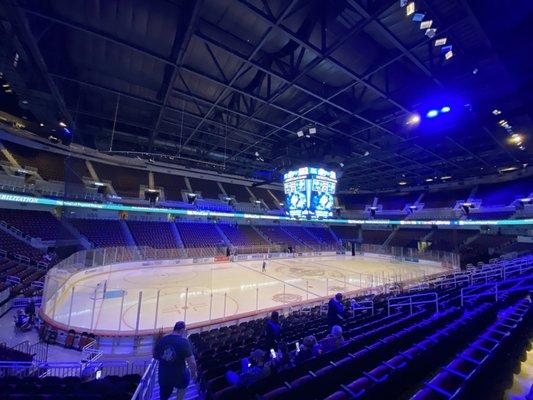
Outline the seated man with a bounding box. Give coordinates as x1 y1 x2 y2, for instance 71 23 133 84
227 348 271 387
320 325 345 353
295 335 322 364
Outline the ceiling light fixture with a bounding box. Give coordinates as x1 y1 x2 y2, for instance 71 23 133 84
406 113 421 125
426 109 439 118
420 20 433 29
406 2 415 16
434 38 447 46
425 28 437 38
492 109 501 115
412 12 425 22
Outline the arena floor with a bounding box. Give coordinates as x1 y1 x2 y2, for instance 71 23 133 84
48 255 447 334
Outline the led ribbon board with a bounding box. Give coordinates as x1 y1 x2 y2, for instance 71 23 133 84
284 167 336 218
0 192 531 226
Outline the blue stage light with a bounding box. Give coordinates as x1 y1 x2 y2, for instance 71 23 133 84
426 109 439 118
440 106 451 113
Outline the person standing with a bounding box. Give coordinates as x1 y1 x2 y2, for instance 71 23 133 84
153 321 197 400
262 259 267 272
25 300 36 325
264 311 281 350
327 293 344 330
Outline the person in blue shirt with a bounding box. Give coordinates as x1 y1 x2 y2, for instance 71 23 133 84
264 311 281 350
153 321 197 400
327 293 345 330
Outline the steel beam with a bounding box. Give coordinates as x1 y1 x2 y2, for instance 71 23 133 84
149 0 203 150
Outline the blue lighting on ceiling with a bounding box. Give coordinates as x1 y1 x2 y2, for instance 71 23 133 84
426 109 439 118
441 106 451 113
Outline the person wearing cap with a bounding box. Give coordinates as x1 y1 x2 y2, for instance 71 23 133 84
327 293 345 330
153 321 197 400
227 348 271 387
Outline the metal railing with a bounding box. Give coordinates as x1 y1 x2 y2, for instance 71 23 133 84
130 359 157 400
81 340 102 363
0 359 150 379
387 292 439 316
460 273 533 307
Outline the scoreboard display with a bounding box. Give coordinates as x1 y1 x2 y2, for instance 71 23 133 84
283 167 337 218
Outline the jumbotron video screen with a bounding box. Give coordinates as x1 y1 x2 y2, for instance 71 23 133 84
283 167 337 218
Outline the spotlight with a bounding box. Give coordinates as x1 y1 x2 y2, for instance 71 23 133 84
406 113 421 125
498 119 508 127
59 121 67 128
398 181 407 186
425 178 433 182
444 50 454 60
510 134 522 144
406 2 415 16
440 106 451 113
425 28 437 38
39 123 44 127
492 109 501 115
412 13 425 22
434 38 447 46
296 130 304 138
440 176 452 180
426 109 439 118
363 151 370 156
309 127 317 134
420 20 433 29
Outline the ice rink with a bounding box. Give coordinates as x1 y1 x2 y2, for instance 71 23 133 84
46 255 447 334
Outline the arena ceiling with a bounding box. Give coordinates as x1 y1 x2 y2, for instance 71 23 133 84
0 0 532 190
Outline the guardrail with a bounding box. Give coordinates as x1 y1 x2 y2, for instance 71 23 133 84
81 340 102 363
350 300 374 316
130 359 157 400
460 273 533 307
0 359 149 379
387 292 439 316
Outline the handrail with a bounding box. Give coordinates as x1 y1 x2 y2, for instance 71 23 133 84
130 359 157 400
460 273 533 306
387 292 439 315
